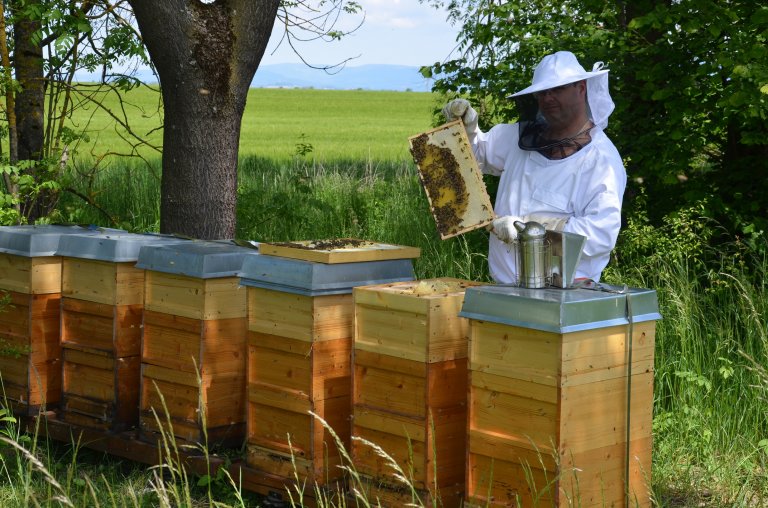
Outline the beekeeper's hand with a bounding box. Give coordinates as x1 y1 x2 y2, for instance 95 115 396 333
490 215 524 243
442 99 479 142
525 213 569 232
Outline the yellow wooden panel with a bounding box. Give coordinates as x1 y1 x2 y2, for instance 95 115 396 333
353 353 427 418
145 272 246 320
355 305 427 361
469 382 558 456
426 295 470 362
312 293 354 342
0 255 62 294
248 334 351 401
259 239 420 264
561 321 656 385
469 320 560 385
248 287 314 340
559 371 654 453
62 259 144 305
466 452 555 508
61 298 143 356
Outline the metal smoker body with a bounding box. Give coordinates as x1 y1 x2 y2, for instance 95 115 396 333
513 220 588 289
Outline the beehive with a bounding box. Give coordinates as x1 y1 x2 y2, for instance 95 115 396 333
459 285 661 507
136 241 258 446
0 225 123 415
57 232 184 430
408 121 494 239
239 250 416 488
352 278 484 507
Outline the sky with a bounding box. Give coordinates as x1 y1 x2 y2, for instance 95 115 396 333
261 1 462 68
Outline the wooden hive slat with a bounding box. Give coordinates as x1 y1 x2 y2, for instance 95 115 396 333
354 278 481 363
0 291 61 412
61 297 143 357
60 345 140 430
258 239 420 264
144 271 246 320
62 258 145 305
0 254 62 294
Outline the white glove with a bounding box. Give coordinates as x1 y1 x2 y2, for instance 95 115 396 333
490 215 524 243
525 213 569 232
441 99 479 142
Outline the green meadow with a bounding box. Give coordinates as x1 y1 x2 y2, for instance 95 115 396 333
68 86 440 161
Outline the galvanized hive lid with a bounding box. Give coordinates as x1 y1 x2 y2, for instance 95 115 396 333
459 284 662 333
135 240 259 278
238 254 415 296
55 232 190 262
0 225 125 257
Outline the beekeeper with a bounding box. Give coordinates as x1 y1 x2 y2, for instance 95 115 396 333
443 50 626 284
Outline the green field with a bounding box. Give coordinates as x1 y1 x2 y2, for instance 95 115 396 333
68 85 442 161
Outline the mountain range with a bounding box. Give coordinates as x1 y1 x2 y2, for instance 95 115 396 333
77 64 437 93
250 63 436 92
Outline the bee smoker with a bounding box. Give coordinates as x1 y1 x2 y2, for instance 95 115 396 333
512 220 588 289
513 220 549 288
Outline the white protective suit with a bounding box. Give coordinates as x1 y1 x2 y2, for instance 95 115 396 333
474 120 626 284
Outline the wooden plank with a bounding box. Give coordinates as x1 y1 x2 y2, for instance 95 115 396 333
145 272 246 320
559 371 654 453
355 304 428 361
61 298 143 356
357 476 464 508
558 436 653 508
466 452 555 508
469 320 561 386
0 292 61 409
258 239 420 264
408 120 494 239
248 288 313 339
353 352 427 417
469 379 559 456
248 333 351 401
247 395 350 464
0 254 62 294
142 311 246 375
561 321 656 386
62 259 145 305
354 279 479 362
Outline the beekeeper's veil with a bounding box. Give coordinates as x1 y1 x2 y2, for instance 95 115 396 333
509 51 614 150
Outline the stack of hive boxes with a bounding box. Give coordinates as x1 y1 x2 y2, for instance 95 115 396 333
459 284 661 507
0 225 122 415
239 240 418 497
136 240 259 446
351 278 483 507
56 232 185 430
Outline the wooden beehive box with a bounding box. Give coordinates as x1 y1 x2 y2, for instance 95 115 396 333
245 286 353 484
0 254 62 412
460 285 660 508
408 120 494 239
0 289 60 413
140 273 248 446
351 278 483 506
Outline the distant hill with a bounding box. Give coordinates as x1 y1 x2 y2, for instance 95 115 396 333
76 63 437 92
252 63 435 92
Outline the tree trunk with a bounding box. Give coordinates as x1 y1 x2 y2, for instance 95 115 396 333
129 0 279 239
14 10 48 221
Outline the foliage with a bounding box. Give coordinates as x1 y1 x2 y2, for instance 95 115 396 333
420 0 768 240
